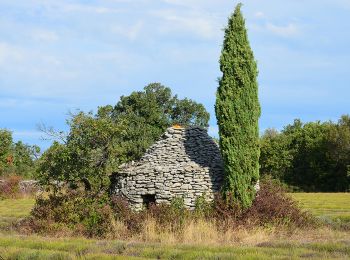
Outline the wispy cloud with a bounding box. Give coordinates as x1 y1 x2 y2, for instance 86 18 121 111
38 1 125 15
254 11 265 19
31 30 59 42
151 9 219 39
12 130 42 139
333 0 350 9
161 0 215 9
111 21 144 41
266 22 299 38
0 41 75 80
0 42 24 65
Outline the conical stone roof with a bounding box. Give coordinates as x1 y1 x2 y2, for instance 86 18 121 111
113 126 224 210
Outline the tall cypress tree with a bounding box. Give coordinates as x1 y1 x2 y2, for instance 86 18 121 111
215 3 261 209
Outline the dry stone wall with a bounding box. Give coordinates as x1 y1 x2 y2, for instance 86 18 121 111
111 126 224 210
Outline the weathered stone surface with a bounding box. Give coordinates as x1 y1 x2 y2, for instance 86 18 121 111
111 126 224 210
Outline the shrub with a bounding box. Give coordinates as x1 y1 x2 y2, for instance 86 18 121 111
110 195 144 235
194 194 213 219
19 180 316 239
20 190 118 238
210 192 243 230
243 179 316 228
147 197 189 233
0 175 22 199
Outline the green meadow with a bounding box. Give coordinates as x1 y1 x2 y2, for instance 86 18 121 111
0 234 349 259
0 198 34 229
291 193 350 223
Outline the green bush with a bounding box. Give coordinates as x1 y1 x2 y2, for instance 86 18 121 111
20 191 117 238
194 194 213 219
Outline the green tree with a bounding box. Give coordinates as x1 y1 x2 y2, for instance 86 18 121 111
327 115 350 191
37 111 126 193
111 83 209 160
260 129 293 182
0 129 13 175
12 141 40 178
36 142 71 193
37 83 210 193
259 116 350 192
0 129 40 178
215 4 261 208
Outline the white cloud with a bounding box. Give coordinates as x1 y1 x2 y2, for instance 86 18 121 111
266 22 299 37
152 9 219 39
40 55 62 66
111 21 144 41
250 21 300 38
0 41 79 87
0 98 48 109
49 2 124 14
13 130 42 139
161 45 218 64
0 98 20 108
333 0 350 9
161 0 215 8
88 50 146 70
0 42 24 65
254 11 265 18
31 30 59 42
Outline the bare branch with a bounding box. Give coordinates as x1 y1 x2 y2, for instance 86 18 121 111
36 122 67 144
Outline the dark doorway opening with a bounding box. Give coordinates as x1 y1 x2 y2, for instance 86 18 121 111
142 194 156 208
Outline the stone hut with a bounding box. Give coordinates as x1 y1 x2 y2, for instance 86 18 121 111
111 126 224 210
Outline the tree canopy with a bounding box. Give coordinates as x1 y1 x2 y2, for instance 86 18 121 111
37 83 210 193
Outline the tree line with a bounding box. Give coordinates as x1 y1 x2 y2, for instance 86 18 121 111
0 129 40 178
1 96 348 192
260 115 350 192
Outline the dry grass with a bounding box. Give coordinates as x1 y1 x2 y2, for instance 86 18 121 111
0 225 349 259
124 216 349 248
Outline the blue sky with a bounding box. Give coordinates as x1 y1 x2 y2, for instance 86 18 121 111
0 0 349 150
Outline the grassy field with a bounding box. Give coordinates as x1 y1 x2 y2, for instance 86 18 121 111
291 193 350 223
0 194 349 259
0 198 34 229
0 233 349 259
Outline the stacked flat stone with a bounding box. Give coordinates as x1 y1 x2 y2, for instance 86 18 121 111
112 126 224 210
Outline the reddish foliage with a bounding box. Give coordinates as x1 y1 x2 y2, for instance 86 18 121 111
243 180 314 227
0 175 22 199
110 195 145 234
